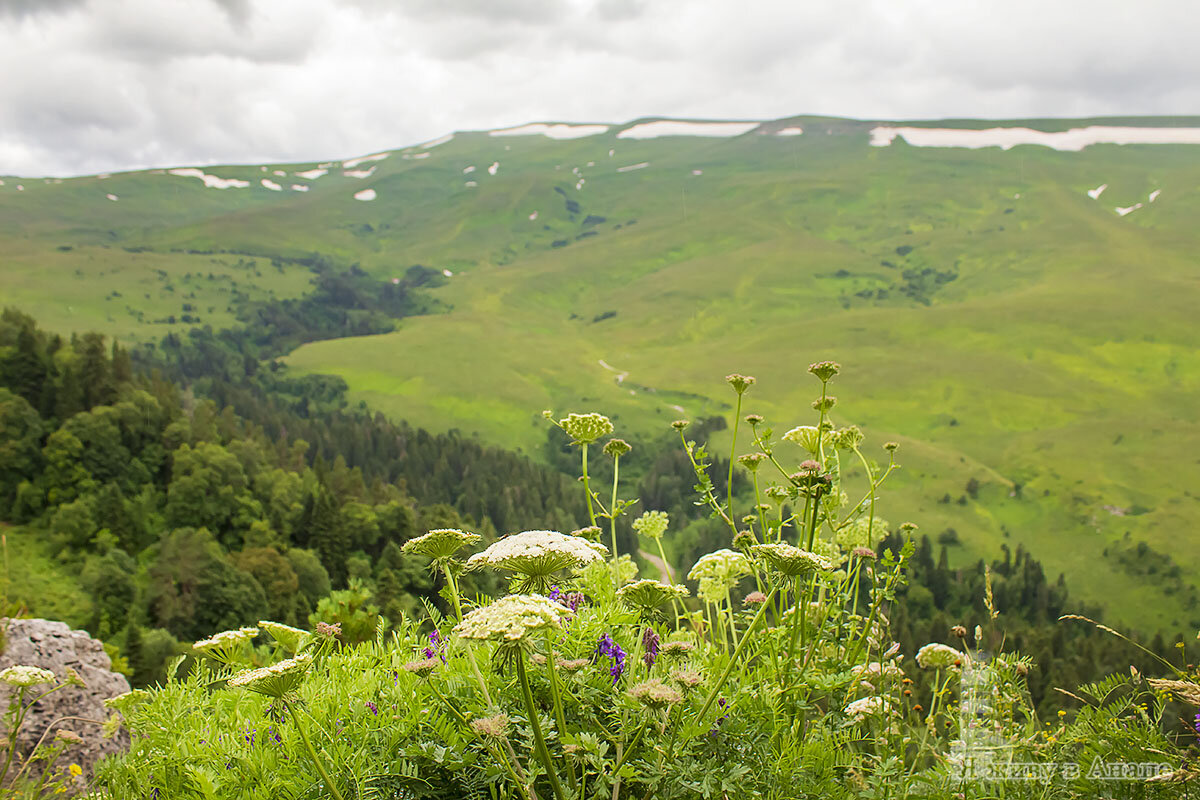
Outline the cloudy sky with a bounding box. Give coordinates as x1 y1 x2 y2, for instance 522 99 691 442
1 0 1196 177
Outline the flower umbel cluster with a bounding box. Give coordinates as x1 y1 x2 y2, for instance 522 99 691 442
467 530 607 590
453 594 571 645
751 542 834 577
228 653 314 699
916 643 966 670
402 528 482 561
0 665 57 688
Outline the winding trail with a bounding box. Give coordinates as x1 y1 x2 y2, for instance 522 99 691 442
639 548 672 583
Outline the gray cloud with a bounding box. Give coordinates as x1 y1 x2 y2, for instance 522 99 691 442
0 0 1197 176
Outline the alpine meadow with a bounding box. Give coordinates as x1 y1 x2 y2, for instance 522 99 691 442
2 113 1200 798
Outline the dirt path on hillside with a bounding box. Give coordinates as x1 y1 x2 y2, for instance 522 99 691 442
639 548 673 582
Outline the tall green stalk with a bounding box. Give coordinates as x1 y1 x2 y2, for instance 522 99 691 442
609 453 621 563
516 654 568 800
283 699 347 800
581 443 596 528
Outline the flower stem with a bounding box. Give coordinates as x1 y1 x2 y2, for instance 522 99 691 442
582 444 596 528
727 393 742 521
517 653 568 800
283 699 346 800
610 454 621 564
543 631 577 790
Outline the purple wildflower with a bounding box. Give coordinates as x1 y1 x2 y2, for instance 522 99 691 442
595 634 627 684
565 592 585 612
548 585 562 603
642 628 660 668
1194 712 1200 737
423 629 447 662
365 701 378 716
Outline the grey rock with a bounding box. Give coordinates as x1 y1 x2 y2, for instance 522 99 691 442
0 618 130 789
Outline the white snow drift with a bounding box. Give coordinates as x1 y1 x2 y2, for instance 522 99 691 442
343 166 377 179
617 121 760 139
1087 184 1108 199
295 168 327 180
342 152 390 168
353 189 376 201
617 162 650 172
168 168 250 189
776 126 804 136
260 179 282 191
869 126 1200 151
490 123 609 139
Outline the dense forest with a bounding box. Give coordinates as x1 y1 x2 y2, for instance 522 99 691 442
0 259 1191 711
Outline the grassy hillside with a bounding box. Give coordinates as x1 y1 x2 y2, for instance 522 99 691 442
3 114 1199 631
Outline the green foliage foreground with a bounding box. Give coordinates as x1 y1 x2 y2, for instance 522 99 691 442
87 368 1198 799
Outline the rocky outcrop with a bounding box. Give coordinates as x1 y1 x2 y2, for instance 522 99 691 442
0 618 130 787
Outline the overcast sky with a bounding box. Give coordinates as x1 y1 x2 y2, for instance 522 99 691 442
1 0 1196 177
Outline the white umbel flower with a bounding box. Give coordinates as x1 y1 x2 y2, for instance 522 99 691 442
616 579 690 613
844 695 891 721
751 542 834 576
0 665 56 688
228 653 314 698
782 425 829 454
258 621 310 654
850 662 904 680
453 594 571 645
467 530 607 590
632 511 669 540
687 549 752 603
402 528 482 561
916 643 965 669
193 626 259 664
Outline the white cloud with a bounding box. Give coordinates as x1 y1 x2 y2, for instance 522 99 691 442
0 0 1196 176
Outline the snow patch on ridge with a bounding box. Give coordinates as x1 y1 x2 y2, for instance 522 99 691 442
353 189 376 201
106 193 118 201
344 166 377 179
295 168 327 180
1115 203 1142 216
617 120 760 139
490 123 609 139
291 184 309 192
870 125 1200 151
168 168 250 189
776 126 804 136
261 179 282 191
417 134 453 149
342 152 390 168
1149 189 1161 202
1087 184 1107 199
617 162 649 172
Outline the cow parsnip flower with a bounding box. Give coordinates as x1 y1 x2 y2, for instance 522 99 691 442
629 679 683 710
467 530 607 591
916 643 966 670
559 413 614 445
616 579 689 614
258 621 310 654
193 626 259 663
850 662 904 680
402 528 482 561
0 665 57 688
844 695 891 721
453 594 571 646
631 510 670 540
835 517 890 550
688 549 752 603
228 653 313 698
782 425 830 455
751 542 834 577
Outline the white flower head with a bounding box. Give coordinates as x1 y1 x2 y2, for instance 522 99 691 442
468 530 607 591
631 510 670 540
687 549 752 603
402 528 482 561
616 579 690 614
850 662 904 680
916 643 966 670
228 653 314 698
193 627 259 664
559 412 614 445
751 542 834 577
258 621 310 654
0 665 57 688
835 517 890 551
453 594 571 646
844 695 892 722
782 425 830 455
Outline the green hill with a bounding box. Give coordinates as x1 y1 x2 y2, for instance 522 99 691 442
3 114 1199 632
